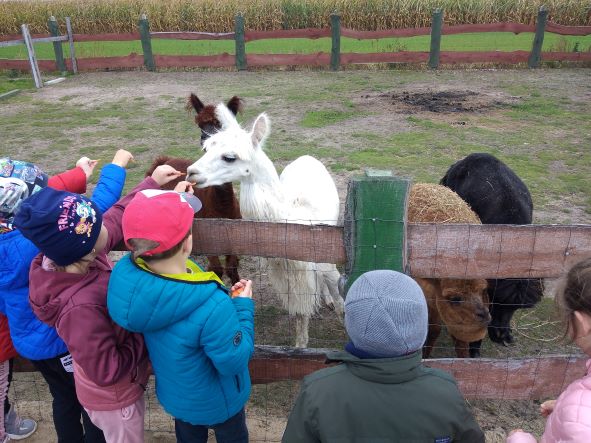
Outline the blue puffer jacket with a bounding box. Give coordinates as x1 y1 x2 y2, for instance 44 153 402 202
107 255 255 426
0 164 126 360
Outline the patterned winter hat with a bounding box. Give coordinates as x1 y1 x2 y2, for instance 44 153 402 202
14 187 103 266
0 158 48 228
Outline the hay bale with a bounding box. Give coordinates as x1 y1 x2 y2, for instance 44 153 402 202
408 183 480 224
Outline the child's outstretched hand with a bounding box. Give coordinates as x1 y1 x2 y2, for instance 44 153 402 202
174 181 195 194
151 165 183 187
76 157 99 179
112 149 134 168
231 279 253 299
540 399 556 417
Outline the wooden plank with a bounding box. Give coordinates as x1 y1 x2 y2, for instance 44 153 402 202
428 8 444 69
190 219 345 264
245 28 331 42
0 33 48 42
443 23 535 35
246 52 330 67
542 51 591 62
0 89 20 100
529 7 548 68
439 50 530 64
65 17 78 74
343 174 410 291
341 27 431 39
73 33 140 42
154 54 235 68
330 14 341 71
546 22 591 36
48 16 66 73
21 24 43 89
138 15 155 71
340 51 429 64
151 31 234 40
235 14 247 70
75 53 144 70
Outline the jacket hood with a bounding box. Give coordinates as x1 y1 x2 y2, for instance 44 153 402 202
28 254 90 326
108 254 227 332
326 350 424 384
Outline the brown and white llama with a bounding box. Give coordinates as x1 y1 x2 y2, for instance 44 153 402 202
186 104 344 348
144 94 243 283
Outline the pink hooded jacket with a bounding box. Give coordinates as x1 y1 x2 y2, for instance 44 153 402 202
507 359 591 443
28 177 158 411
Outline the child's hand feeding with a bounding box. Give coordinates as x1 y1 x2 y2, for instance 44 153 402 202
151 165 183 187
111 149 134 168
174 181 195 194
76 157 99 179
231 279 253 299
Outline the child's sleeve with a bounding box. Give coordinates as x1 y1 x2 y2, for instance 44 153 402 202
102 176 160 253
506 431 538 443
200 293 254 376
48 167 87 193
455 404 486 443
91 163 127 214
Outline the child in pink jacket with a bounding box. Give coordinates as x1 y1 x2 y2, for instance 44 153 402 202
507 257 591 443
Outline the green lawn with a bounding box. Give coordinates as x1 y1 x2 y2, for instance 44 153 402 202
1 32 589 59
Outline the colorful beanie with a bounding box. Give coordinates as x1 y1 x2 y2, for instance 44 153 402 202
14 187 103 266
0 158 48 228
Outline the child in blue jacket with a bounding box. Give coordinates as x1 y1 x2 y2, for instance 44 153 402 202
107 187 255 443
0 150 133 443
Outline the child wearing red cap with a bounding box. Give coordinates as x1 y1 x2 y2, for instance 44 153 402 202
14 164 183 443
107 187 254 443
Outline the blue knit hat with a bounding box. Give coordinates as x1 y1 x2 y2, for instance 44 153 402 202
345 270 428 357
0 158 48 228
14 187 103 266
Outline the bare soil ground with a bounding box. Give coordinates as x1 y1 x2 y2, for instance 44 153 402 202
2 68 590 442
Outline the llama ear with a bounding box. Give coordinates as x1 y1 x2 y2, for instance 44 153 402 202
215 103 241 130
251 113 270 147
186 93 204 113
226 96 243 116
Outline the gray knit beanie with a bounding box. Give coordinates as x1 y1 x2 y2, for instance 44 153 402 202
345 270 428 357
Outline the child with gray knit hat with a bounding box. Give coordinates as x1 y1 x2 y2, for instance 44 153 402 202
283 270 484 443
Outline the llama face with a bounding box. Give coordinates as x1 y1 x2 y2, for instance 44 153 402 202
187 105 270 188
436 278 491 342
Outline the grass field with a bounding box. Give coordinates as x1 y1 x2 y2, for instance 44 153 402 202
1 32 590 60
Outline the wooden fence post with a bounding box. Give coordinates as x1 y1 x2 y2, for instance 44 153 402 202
138 14 155 71
235 14 247 71
528 6 548 68
342 170 410 292
48 16 66 73
330 13 341 71
65 17 77 74
428 8 443 69
21 24 43 89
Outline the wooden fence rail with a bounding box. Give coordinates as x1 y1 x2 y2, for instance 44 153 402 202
1 7 591 74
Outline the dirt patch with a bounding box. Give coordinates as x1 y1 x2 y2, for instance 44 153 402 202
372 89 512 114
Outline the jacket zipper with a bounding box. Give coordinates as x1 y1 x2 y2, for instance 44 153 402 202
235 375 241 392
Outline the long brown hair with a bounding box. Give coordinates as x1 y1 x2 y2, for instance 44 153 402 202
556 257 591 339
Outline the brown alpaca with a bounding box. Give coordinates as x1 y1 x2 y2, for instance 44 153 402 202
408 183 491 358
144 94 243 283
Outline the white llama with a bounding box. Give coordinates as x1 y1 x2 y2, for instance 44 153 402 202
187 104 344 348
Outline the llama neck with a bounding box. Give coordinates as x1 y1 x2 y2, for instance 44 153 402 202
239 151 286 222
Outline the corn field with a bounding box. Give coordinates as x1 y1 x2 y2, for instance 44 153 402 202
0 0 590 36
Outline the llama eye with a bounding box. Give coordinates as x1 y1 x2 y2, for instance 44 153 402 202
222 155 237 163
449 296 463 305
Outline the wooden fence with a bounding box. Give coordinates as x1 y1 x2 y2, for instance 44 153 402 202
1 7 591 76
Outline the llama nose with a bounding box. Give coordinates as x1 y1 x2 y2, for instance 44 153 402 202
477 309 491 324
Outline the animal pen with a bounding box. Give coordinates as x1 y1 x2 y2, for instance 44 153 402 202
9 171 591 439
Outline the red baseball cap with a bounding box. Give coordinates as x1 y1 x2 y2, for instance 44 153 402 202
123 190 202 256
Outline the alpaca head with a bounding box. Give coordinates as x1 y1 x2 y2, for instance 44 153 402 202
436 279 491 342
186 104 270 187
186 94 243 145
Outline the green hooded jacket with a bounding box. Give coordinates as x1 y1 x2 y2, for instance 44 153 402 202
282 350 484 443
